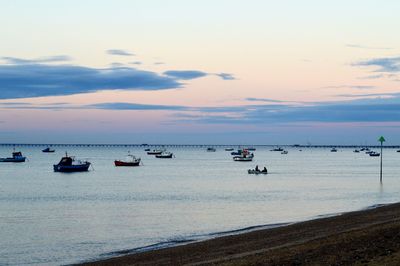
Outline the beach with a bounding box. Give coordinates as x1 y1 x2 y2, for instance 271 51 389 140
82 202 400 265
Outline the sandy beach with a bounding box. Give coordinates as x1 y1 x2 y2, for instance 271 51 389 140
80 203 400 266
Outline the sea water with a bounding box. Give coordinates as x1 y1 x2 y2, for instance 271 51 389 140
0 145 399 265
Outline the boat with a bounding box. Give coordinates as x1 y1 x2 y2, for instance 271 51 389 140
155 151 174 158
144 148 150 151
270 147 284 152
114 154 141 166
397 150 400 153
206 147 216 152
369 152 380 157
246 147 256 151
248 169 268 174
330 148 337 152
225 148 234 151
233 156 253 161
147 149 164 155
53 153 91 172
365 150 374 155
42 147 55 153
353 149 360 153
231 150 243 155
281 150 288 154
0 151 26 162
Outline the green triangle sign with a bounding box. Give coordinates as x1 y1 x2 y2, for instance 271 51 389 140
378 136 386 143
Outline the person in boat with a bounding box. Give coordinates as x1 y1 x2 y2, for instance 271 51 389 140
262 167 268 173
255 165 259 171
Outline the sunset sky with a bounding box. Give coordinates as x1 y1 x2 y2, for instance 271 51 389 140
1 0 400 144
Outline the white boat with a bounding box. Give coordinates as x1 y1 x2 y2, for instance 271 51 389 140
233 156 253 161
155 151 174 158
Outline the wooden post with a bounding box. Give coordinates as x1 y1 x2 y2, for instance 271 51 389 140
378 136 385 183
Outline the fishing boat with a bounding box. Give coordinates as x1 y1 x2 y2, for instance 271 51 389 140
155 151 174 158
233 156 253 161
231 149 243 156
147 149 164 155
369 152 380 157
206 147 216 152
53 153 91 172
0 151 26 162
42 147 55 153
114 154 141 166
248 169 268 174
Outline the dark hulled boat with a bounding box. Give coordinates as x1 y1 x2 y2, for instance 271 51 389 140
42 147 55 153
0 151 26 162
53 153 91 172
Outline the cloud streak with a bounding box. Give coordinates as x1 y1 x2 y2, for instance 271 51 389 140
353 56 400 72
346 44 393 50
164 70 235 80
106 49 135 56
0 64 181 99
1 55 71 64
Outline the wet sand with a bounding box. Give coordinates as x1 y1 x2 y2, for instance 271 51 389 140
81 203 400 265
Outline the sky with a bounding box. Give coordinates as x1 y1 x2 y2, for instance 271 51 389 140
1 0 400 144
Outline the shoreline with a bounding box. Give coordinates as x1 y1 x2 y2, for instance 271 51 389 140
79 202 400 265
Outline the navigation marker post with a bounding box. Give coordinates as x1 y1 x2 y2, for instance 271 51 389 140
378 136 385 183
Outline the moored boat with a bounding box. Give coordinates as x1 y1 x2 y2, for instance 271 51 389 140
281 150 288 154
248 169 268 174
225 148 234 151
233 156 253 161
155 151 174 158
330 148 337 152
369 152 380 157
270 147 284 152
42 147 55 153
114 154 141 166
207 147 216 152
0 151 26 162
147 149 164 155
53 153 91 172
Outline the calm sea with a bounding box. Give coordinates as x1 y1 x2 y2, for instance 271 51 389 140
0 145 399 265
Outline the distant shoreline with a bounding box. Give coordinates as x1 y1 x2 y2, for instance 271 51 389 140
79 202 400 265
1 143 399 148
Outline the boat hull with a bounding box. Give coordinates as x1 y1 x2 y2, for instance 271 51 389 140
0 157 26 162
248 169 268 174
53 163 90 172
233 156 253 161
155 154 173 158
114 160 140 166
147 151 163 155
